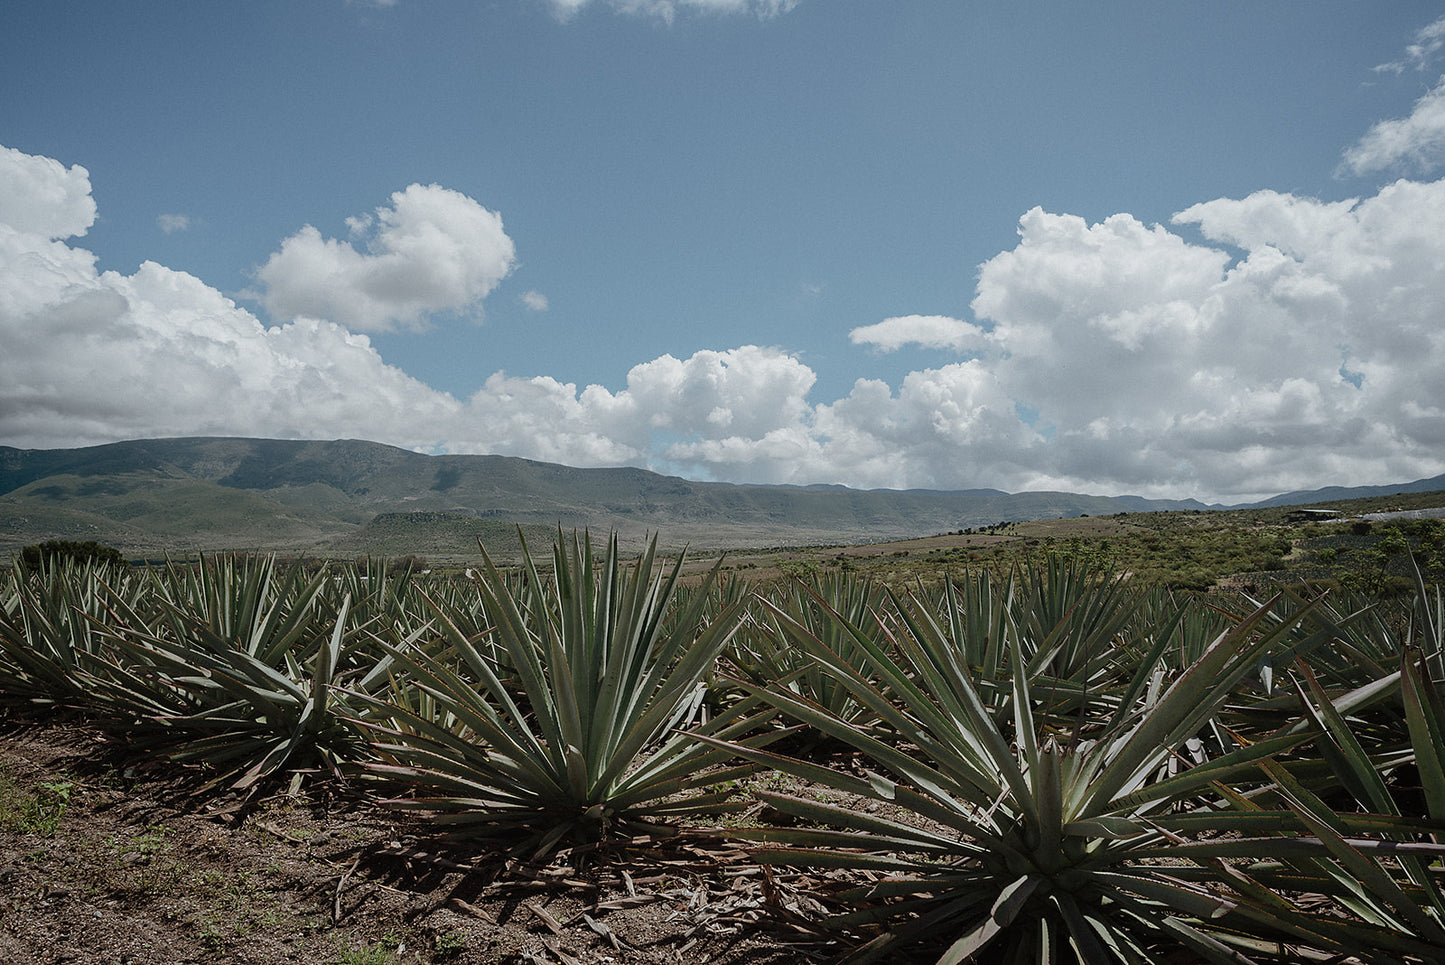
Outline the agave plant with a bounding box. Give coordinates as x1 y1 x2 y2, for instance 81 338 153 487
1006 555 1143 688
0 555 147 710
0 556 102 708
1196 647 1445 965
729 570 894 730
351 531 778 858
1247 568 1443 780
323 556 430 671
698 587 1444 963
88 557 389 792
1143 646 1445 965
888 566 1133 729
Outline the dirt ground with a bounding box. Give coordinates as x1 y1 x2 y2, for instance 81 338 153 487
0 719 869 965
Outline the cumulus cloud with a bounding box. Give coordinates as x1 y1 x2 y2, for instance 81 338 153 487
542 0 798 23
623 346 815 437
521 290 549 311
252 183 516 333
824 186 1445 498
941 185 1444 497
1341 75 1445 175
0 144 465 451
5 141 1445 502
0 144 96 239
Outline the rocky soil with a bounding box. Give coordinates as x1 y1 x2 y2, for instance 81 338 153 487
0 720 866 965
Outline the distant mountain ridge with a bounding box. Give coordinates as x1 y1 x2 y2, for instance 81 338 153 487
1 437 1439 558
1248 476 1445 507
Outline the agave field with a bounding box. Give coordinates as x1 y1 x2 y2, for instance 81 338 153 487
3 531 1445 964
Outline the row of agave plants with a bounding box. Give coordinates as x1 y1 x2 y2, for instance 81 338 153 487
3 532 1445 964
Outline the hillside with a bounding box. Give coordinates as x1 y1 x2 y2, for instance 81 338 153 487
2 436 1441 560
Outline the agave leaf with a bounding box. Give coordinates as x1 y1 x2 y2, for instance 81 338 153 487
750 789 966 853
755 597 1024 811
707 675 999 837
1261 757 1445 946
935 875 1041 965
352 530 758 854
1082 594 1301 816
1145 913 1261 965
1401 647 1445 823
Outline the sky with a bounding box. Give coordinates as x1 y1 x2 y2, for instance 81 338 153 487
2 2 1444 504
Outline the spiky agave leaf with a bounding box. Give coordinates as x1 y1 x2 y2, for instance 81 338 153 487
351 531 778 858
699 589 1445 964
729 570 894 730
90 561 388 793
0 555 144 709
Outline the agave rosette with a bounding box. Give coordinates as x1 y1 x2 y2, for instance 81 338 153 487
87 557 388 792
352 531 780 857
699 588 1444 963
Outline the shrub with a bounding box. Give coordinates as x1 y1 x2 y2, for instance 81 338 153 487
19 540 127 569
385 554 427 577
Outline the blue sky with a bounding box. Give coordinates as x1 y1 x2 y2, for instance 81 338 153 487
3 1 1445 502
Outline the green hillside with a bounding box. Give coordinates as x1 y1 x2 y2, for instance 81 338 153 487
2 437 1441 561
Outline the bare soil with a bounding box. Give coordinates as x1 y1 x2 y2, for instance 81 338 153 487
0 720 868 965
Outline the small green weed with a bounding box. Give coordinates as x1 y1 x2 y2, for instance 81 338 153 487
434 931 466 960
0 771 73 837
334 944 397 965
113 825 172 857
194 917 229 950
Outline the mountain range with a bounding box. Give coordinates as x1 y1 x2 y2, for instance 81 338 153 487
2 437 1442 560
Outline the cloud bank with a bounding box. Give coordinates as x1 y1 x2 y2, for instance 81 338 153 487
2 141 1444 502
0 157 462 452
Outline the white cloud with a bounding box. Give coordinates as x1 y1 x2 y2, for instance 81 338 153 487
440 346 817 476
624 346 815 438
157 213 192 234
803 363 1042 491
521 290 549 311
4 142 1445 503
0 146 464 452
1341 75 1445 175
824 185 1445 498
0 144 96 239
957 184 1445 497
1374 16 1445 74
850 314 993 354
455 373 642 467
0 241 466 450
252 183 517 333
542 0 798 23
